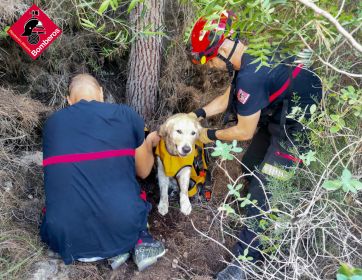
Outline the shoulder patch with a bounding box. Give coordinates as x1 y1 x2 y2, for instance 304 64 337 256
237 89 250 104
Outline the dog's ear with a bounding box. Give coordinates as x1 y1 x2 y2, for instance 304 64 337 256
194 119 203 134
159 123 167 138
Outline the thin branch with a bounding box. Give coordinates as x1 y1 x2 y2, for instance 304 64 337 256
299 35 362 78
296 0 362 53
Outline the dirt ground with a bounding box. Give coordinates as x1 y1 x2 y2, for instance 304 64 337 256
101 160 242 280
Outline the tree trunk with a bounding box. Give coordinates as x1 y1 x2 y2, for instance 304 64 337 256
126 0 164 122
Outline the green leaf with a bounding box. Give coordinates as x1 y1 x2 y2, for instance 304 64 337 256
338 263 353 277
80 18 96 28
322 180 341 191
232 140 237 147
259 219 268 230
347 85 355 93
110 0 118 10
98 0 110 15
97 23 106 33
337 274 349 280
330 126 340 133
128 0 142 13
232 147 243 153
351 180 362 190
330 114 339 122
240 197 253 208
300 150 316 166
211 141 236 160
342 169 352 182
310 104 317 114
222 204 235 215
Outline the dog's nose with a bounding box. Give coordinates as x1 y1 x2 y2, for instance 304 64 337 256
182 146 191 154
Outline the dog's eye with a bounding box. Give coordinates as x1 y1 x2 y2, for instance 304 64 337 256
191 131 196 135
176 130 182 134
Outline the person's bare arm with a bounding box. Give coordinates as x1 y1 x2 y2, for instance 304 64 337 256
203 86 231 117
215 110 261 141
135 131 160 179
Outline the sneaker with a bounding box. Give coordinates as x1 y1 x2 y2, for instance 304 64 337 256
216 260 247 280
108 252 130 270
132 230 165 271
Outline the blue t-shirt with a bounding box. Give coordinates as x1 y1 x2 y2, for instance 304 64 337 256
40 100 148 264
232 54 322 121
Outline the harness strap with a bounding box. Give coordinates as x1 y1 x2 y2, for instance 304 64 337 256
223 63 304 126
217 36 239 77
269 63 303 103
223 72 238 124
217 53 234 77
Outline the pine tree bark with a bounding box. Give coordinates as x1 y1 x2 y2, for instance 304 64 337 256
126 0 164 122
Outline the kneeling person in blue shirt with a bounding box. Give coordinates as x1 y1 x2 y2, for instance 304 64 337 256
40 74 164 271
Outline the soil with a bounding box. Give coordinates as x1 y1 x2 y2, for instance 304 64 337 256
104 160 242 279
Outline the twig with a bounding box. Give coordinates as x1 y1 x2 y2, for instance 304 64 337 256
299 35 362 78
296 0 362 53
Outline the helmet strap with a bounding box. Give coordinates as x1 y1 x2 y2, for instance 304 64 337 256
217 38 239 77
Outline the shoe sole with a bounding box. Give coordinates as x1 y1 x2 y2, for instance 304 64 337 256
109 253 130 270
136 249 166 272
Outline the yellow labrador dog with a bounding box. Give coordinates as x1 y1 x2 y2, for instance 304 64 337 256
156 114 202 216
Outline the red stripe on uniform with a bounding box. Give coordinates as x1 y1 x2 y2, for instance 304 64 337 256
43 149 135 167
275 151 303 164
269 64 304 103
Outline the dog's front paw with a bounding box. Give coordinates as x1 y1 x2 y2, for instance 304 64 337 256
180 196 192 215
158 200 169 216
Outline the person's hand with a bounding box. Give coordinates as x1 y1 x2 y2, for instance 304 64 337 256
199 128 214 144
146 131 161 148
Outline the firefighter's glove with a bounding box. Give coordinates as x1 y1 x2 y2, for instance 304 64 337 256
188 108 206 121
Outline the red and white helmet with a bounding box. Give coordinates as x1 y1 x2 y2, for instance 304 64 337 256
190 11 237 65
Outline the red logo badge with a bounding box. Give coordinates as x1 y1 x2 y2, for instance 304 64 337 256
7 4 62 60
237 89 250 104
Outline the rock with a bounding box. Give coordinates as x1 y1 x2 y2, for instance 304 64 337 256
30 259 70 280
4 181 13 192
171 258 178 268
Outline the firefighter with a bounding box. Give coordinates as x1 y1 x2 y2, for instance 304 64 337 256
188 11 322 279
41 74 165 271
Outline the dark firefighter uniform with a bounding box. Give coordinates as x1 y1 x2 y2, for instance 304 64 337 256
40 100 149 264
227 54 322 261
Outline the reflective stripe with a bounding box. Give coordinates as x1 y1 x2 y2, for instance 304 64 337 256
261 163 291 181
269 64 304 103
43 149 135 167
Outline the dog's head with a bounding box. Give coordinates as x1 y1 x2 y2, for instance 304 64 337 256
159 113 202 157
